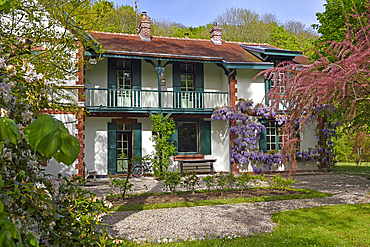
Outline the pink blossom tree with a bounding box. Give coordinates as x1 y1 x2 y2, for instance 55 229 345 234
257 0 370 174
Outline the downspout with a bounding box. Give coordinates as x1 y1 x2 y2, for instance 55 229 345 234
227 69 236 174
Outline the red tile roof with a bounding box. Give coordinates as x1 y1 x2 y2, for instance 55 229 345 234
89 31 265 63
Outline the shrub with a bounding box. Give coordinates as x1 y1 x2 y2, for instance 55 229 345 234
202 175 216 191
268 174 296 190
181 172 200 194
236 173 253 194
163 172 182 193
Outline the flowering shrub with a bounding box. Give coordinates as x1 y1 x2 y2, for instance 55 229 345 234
212 99 285 173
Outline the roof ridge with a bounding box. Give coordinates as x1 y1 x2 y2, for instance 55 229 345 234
89 30 272 46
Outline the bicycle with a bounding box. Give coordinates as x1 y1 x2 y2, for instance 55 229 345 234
132 161 153 178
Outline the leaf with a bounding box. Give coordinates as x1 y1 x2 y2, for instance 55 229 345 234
25 115 80 165
52 214 64 218
25 115 60 151
27 233 39 247
0 118 21 145
0 201 3 213
53 133 80 166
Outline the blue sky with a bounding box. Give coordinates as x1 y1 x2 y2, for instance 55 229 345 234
113 0 327 28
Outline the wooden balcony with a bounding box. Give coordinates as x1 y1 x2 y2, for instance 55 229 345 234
85 88 228 114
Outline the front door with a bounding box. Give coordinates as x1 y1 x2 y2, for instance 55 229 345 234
116 123 132 173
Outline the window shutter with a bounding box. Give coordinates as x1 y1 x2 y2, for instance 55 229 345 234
195 63 204 92
133 123 142 159
108 122 117 175
196 63 204 108
169 121 178 152
173 62 181 92
259 119 267 153
108 58 117 89
132 59 141 106
200 121 211 155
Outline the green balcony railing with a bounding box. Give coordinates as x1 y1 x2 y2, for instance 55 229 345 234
85 88 228 112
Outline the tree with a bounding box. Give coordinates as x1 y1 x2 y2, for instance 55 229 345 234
257 0 370 173
0 0 117 245
214 7 277 43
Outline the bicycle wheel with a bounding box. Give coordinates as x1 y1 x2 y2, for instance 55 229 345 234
132 164 144 178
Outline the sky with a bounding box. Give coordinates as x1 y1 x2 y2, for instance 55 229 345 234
113 0 327 29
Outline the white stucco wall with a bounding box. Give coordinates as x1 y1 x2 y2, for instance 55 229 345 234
235 69 265 105
207 119 230 172
138 118 155 157
84 117 113 175
204 63 227 92
141 60 158 90
84 58 108 88
301 122 318 151
43 114 78 176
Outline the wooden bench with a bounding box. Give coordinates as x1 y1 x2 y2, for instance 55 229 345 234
178 159 217 174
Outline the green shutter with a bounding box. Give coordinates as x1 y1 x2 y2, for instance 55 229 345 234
132 59 141 106
196 63 204 108
259 119 267 153
133 123 142 159
108 58 117 89
108 122 117 175
173 62 181 107
169 121 178 152
195 63 204 92
200 121 211 155
173 62 181 91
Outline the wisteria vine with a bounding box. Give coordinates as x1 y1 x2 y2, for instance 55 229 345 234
212 99 338 173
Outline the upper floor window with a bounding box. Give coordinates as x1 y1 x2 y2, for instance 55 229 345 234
180 64 194 91
117 60 132 89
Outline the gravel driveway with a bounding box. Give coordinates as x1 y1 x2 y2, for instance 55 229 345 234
83 173 370 243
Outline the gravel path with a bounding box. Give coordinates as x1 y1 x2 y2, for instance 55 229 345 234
84 174 370 243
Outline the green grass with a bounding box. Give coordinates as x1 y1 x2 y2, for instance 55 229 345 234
111 188 331 212
334 162 370 176
138 203 370 246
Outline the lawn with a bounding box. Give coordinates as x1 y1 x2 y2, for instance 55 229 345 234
334 162 370 177
136 203 370 246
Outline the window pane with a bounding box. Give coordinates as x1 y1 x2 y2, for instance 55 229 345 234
178 122 197 153
125 61 131 68
117 60 123 69
187 64 193 71
117 123 123 131
117 70 123 77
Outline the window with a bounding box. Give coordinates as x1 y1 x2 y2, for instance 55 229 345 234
180 64 194 91
266 120 277 151
170 120 211 155
260 119 288 152
116 123 131 173
178 122 198 153
117 60 132 89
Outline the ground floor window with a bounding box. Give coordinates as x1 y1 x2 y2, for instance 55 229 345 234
178 122 198 153
266 120 277 151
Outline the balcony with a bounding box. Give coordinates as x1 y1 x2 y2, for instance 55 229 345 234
85 88 228 113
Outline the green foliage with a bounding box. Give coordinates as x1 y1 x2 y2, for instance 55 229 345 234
108 175 133 200
163 172 182 193
181 172 200 194
215 173 229 196
202 175 216 191
236 173 253 194
268 174 296 190
226 173 237 189
149 114 177 177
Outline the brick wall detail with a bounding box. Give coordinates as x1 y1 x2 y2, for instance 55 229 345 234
229 70 240 174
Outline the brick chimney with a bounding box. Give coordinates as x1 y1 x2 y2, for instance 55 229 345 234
210 22 222 45
139 12 151 41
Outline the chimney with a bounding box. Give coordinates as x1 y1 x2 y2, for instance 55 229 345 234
139 11 151 41
210 22 222 45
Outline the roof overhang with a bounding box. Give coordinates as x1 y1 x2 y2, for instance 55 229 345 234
240 45 303 57
85 50 273 68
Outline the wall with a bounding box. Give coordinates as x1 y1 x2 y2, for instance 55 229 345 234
208 119 230 172
84 58 108 88
204 63 227 92
43 114 78 175
138 117 155 157
301 122 318 151
84 117 113 175
235 69 265 104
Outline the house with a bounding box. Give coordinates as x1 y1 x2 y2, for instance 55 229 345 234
42 13 319 177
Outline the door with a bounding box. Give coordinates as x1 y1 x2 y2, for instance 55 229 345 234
116 123 132 173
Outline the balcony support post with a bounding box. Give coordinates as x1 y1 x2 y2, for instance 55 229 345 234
154 66 165 114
